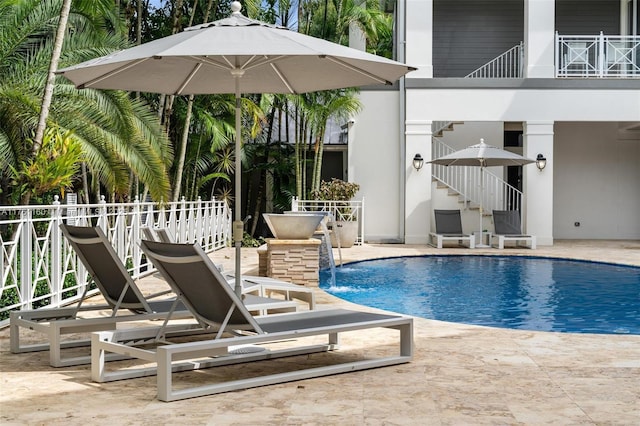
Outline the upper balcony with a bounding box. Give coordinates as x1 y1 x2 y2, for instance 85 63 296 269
556 33 639 78
425 0 638 81
463 33 639 79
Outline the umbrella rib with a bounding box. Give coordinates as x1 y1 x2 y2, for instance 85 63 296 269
241 55 287 71
175 63 203 95
77 58 150 89
192 56 232 71
322 56 390 85
269 63 295 94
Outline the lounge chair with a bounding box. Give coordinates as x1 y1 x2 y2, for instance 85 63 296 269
491 210 536 249
91 240 414 402
143 226 316 309
429 209 475 249
10 225 295 367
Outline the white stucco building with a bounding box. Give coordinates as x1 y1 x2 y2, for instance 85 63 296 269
348 0 639 245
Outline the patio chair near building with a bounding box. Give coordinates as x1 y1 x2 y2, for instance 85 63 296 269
10 225 296 367
91 239 414 402
142 226 315 309
491 210 536 249
429 209 475 249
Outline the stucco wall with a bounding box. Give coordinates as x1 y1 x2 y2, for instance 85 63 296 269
350 90 403 242
553 122 640 239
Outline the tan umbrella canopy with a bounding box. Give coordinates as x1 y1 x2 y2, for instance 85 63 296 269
429 138 535 246
58 1 416 294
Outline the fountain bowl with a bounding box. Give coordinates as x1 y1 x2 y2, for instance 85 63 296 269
263 213 325 240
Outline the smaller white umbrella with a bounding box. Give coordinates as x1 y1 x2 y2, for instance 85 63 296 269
429 138 535 246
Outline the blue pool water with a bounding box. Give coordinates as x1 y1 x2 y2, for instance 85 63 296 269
319 256 640 335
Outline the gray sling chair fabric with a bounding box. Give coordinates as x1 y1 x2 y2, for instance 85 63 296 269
10 225 196 367
429 209 475 248
491 210 537 249
142 226 315 309
91 240 414 402
10 225 295 367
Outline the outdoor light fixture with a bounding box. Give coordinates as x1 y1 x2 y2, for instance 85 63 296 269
413 153 424 171
536 154 547 171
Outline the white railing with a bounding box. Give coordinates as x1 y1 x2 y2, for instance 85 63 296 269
431 139 523 213
556 32 640 78
0 196 231 326
291 198 364 245
432 121 453 136
465 42 524 78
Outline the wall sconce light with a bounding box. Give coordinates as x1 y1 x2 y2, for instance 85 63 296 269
413 153 424 171
536 154 547 171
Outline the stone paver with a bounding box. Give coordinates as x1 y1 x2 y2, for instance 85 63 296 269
1 240 638 425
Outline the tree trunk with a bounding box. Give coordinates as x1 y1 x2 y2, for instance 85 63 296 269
26 0 73 204
172 94 194 201
81 162 90 204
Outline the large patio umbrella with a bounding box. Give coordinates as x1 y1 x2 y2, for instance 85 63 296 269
429 138 535 247
58 1 416 295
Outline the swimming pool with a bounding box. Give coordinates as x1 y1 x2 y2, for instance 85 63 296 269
320 256 640 335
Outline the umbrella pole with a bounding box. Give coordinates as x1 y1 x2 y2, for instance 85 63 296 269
233 72 243 296
478 166 487 248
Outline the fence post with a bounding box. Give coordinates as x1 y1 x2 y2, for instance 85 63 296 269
97 195 107 231
132 196 141 276
179 197 187 243
116 203 126 260
195 196 203 245
51 196 62 305
598 31 605 77
19 208 32 309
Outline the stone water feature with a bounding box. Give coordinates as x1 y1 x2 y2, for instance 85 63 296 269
260 213 335 287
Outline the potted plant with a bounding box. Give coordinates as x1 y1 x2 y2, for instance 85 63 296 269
312 179 360 248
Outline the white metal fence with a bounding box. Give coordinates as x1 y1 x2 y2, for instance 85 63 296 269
291 197 365 245
556 33 639 78
0 196 231 326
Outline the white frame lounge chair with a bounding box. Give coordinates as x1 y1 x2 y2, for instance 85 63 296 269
91 240 413 402
143 226 315 309
429 209 475 249
10 225 295 367
491 210 536 249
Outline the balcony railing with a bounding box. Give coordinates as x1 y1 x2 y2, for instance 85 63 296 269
0 196 231 326
556 32 640 78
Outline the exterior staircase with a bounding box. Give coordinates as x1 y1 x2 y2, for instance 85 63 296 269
430 124 524 216
430 45 527 218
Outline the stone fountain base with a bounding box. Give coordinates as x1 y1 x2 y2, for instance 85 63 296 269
258 238 321 287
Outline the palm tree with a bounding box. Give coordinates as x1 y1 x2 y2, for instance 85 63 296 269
0 0 172 204
303 89 362 192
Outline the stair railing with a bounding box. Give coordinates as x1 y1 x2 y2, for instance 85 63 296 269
431 139 523 213
465 42 524 78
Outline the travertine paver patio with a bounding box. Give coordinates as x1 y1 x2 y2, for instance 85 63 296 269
1 240 639 425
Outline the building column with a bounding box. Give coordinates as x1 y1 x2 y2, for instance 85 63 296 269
523 121 554 246
405 0 433 78
404 118 432 244
524 0 555 78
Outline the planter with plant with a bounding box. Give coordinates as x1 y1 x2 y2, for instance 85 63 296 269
312 179 360 248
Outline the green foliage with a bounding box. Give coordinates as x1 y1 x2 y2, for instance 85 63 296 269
0 0 172 203
242 232 265 248
312 178 360 201
10 127 81 201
